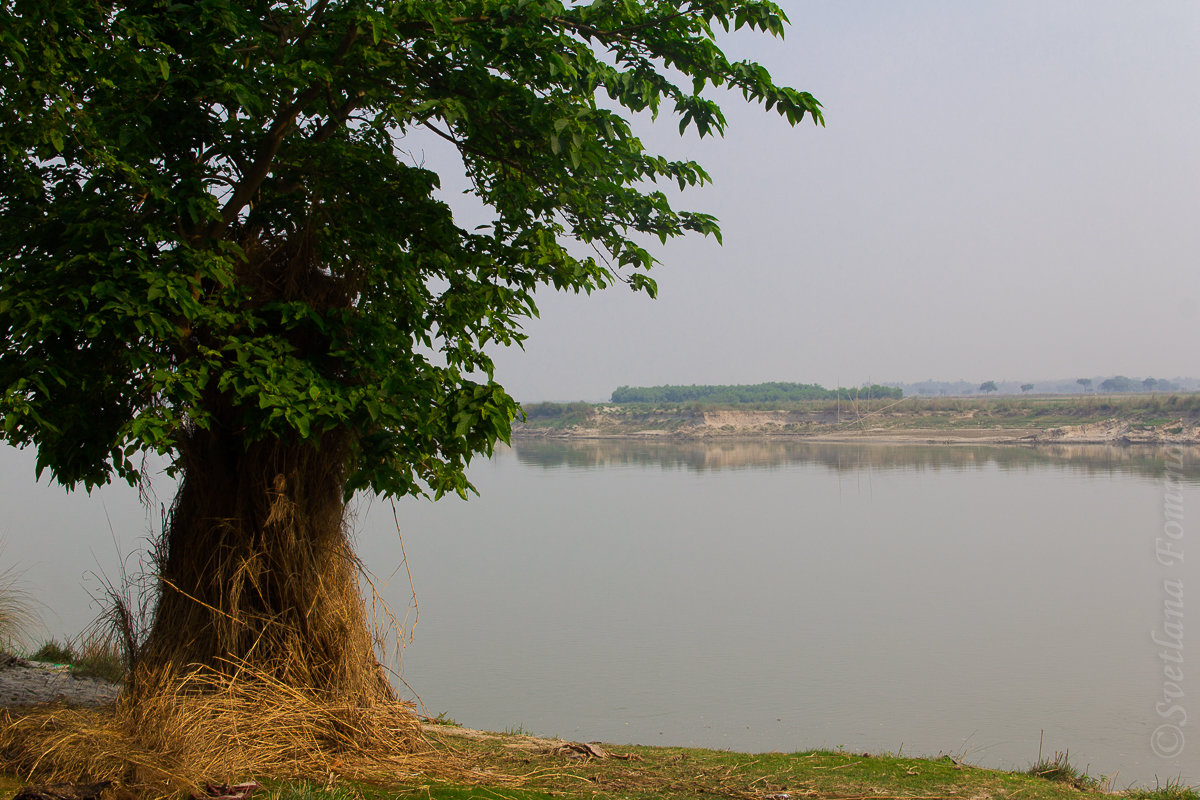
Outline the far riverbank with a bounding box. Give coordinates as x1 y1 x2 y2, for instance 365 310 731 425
513 394 1200 445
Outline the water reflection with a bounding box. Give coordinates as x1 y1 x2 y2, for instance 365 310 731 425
384 438 1198 785
512 438 1200 482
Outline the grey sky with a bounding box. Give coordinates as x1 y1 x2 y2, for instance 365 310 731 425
467 0 1200 402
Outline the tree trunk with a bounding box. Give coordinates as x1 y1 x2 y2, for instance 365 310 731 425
137 423 393 707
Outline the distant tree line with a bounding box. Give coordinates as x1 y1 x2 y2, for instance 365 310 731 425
523 401 596 423
1098 375 1177 393
610 382 903 404
903 376 1191 396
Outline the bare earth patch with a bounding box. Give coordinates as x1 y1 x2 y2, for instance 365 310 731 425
0 655 119 708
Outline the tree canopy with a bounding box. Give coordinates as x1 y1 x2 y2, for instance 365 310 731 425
610 381 902 404
0 0 822 500
1098 375 1140 393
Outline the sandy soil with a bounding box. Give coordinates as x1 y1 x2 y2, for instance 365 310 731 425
0 654 119 708
516 407 1200 445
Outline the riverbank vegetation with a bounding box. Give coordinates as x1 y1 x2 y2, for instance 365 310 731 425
611 381 903 404
519 392 1200 437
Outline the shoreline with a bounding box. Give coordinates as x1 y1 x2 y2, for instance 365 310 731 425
514 404 1200 446
515 426 1042 445
514 422 1200 447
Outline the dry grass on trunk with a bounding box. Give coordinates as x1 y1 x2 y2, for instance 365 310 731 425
0 429 483 796
138 429 393 705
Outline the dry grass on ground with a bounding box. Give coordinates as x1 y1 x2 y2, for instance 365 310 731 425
0 666 506 799
3 712 1196 800
405 724 1180 800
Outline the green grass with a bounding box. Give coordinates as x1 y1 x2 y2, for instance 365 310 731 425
262 781 558 800
406 726 1186 800
25 633 126 683
250 733 1189 800
3 724 1195 800
422 711 462 727
1128 779 1200 800
29 637 74 664
1025 750 1095 789
69 632 126 683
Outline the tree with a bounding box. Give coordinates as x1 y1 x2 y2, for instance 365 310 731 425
979 380 998 394
0 0 820 710
1077 378 1093 393
1099 375 1138 393
1144 378 1158 392
1020 383 1034 393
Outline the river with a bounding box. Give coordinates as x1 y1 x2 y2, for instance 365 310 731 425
2 440 1197 786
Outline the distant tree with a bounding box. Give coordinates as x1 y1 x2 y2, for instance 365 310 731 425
979 380 998 394
1144 378 1159 392
1020 383 1035 393
522 402 595 427
1099 376 1138 393
1077 378 1093 393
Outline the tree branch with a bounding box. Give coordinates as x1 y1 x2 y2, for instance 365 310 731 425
310 92 364 145
204 25 360 241
292 0 332 49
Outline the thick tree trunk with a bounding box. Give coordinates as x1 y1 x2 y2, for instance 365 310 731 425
137 424 393 707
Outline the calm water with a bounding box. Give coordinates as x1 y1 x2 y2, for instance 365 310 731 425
375 440 1200 787
2 440 1198 786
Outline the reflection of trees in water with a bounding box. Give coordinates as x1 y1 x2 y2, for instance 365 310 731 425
510 439 1200 483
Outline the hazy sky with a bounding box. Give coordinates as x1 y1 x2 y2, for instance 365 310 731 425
460 0 1200 402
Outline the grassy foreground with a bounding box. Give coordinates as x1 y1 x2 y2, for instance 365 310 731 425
1 630 1196 798
394 725 1199 800
4 721 1193 800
